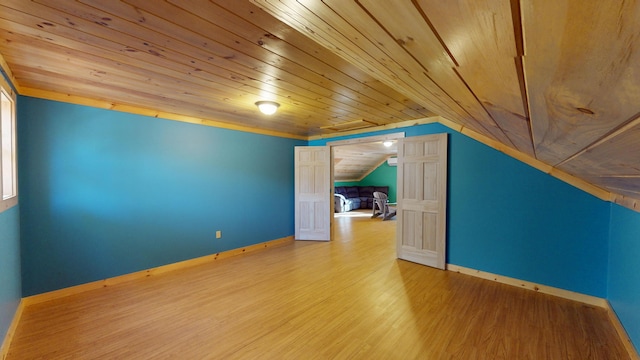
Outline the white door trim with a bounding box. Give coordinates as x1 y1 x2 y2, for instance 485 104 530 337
326 132 405 147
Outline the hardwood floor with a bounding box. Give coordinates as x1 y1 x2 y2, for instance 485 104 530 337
8 210 629 359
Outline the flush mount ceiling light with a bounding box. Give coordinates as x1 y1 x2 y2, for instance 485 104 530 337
255 101 280 115
383 140 393 147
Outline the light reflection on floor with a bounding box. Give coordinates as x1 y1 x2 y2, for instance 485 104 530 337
334 209 396 239
334 210 374 218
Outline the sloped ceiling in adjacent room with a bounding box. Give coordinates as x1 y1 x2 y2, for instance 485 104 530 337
0 0 639 210
333 140 397 182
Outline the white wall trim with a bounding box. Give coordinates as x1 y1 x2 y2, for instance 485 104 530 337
326 132 405 147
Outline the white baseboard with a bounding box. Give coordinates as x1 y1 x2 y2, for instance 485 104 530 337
446 264 607 308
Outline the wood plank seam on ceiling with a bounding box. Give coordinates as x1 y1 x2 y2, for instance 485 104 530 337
48 0 384 124
258 0 481 135
509 0 536 159
352 0 507 142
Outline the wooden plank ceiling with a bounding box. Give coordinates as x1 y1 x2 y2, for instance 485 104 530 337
333 140 397 182
0 0 639 209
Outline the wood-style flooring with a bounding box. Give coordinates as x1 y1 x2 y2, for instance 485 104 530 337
7 210 629 359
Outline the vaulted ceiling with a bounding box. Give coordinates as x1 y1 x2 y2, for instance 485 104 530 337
333 140 397 182
0 0 639 210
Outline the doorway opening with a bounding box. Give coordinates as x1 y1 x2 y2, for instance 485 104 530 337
327 133 405 242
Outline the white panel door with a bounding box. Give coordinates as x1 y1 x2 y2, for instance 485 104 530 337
295 146 331 241
396 134 448 269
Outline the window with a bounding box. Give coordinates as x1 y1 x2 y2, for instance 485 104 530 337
0 76 17 212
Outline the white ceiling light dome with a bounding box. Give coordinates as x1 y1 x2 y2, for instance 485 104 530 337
255 101 280 115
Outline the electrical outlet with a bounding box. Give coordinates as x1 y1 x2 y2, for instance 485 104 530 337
216 230 222 239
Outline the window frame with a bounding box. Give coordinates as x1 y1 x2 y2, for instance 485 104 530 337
0 74 17 213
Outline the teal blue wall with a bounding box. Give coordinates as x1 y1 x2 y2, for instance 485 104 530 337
0 205 21 346
447 130 609 297
18 97 305 296
312 123 610 298
608 204 640 353
10 95 639 352
335 162 398 202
